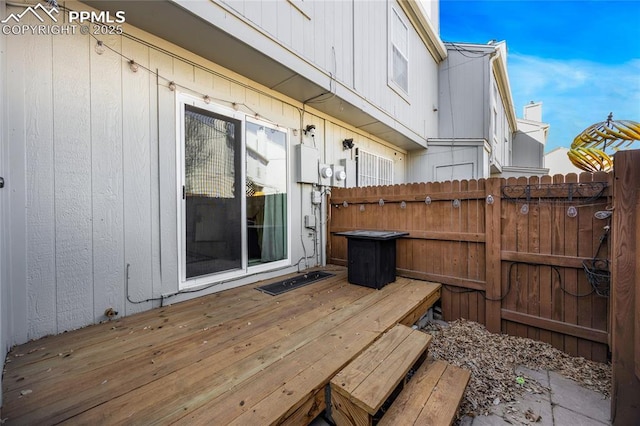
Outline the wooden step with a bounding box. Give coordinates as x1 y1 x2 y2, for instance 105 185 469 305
378 359 470 426
330 324 431 426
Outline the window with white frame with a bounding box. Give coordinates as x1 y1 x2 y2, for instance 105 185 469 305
503 114 510 165
389 7 409 95
357 149 394 187
491 82 499 142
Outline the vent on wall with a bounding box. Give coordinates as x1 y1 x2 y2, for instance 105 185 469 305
356 148 393 187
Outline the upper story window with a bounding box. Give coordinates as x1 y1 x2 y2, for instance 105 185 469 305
389 7 409 95
357 149 394 187
491 81 499 141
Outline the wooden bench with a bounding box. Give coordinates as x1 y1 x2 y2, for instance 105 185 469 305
378 359 471 426
330 324 431 426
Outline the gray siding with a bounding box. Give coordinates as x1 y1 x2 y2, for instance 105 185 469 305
429 42 517 180
220 0 440 144
513 130 545 168
223 0 355 89
409 140 488 182
2 6 407 344
438 48 488 139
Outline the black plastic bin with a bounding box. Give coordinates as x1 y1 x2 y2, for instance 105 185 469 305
336 230 409 289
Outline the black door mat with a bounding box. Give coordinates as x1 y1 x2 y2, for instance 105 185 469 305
256 271 334 296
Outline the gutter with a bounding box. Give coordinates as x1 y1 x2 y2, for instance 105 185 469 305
489 44 517 132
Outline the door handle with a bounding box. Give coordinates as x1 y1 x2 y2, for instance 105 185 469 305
0 177 4 188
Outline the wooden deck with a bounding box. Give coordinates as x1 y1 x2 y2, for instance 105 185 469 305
1 267 441 425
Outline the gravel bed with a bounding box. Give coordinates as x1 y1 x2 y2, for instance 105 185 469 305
421 319 611 419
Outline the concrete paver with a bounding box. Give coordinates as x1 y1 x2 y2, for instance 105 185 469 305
554 405 609 426
459 366 610 425
470 414 512 425
548 371 610 424
516 366 550 387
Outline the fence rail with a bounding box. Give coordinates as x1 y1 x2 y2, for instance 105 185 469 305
329 172 611 363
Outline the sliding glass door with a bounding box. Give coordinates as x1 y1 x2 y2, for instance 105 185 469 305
183 104 243 278
179 97 289 286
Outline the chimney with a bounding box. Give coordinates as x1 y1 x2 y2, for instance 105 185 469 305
523 101 543 122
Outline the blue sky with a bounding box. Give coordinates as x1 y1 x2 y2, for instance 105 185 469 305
439 0 640 152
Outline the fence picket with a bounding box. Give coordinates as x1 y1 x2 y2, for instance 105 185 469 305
328 171 612 362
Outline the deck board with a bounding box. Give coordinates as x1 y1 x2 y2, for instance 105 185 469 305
2 267 441 425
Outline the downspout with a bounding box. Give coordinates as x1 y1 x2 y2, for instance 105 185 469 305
488 48 500 167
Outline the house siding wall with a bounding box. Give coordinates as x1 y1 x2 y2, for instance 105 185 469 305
513 122 545 168
217 0 440 144
437 48 487 139
424 44 515 181
408 140 488 182
2 2 406 344
544 148 583 176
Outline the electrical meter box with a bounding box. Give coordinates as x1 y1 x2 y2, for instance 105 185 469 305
331 164 346 188
295 144 319 184
340 158 356 188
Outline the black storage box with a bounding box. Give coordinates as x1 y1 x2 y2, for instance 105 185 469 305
336 230 409 289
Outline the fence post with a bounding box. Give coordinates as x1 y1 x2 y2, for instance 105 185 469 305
485 178 502 333
611 149 640 424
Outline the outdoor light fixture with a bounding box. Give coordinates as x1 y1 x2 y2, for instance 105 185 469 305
304 124 316 137
203 95 211 104
168 81 176 91
342 138 354 150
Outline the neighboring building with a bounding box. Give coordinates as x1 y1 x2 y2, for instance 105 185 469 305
410 41 547 182
502 101 549 177
0 0 446 355
408 41 516 181
545 147 584 176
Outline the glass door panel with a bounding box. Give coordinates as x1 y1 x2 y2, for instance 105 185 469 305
184 104 242 278
245 122 287 266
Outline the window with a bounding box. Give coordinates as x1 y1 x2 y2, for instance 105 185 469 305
178 95 289 287
357 149 394 187
491 82 499 141
492 107 498 141
389 7 409 95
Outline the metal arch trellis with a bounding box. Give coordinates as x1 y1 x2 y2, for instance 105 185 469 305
500 182 608 205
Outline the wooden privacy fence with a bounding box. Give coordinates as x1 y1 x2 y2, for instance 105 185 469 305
328 172 612 363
